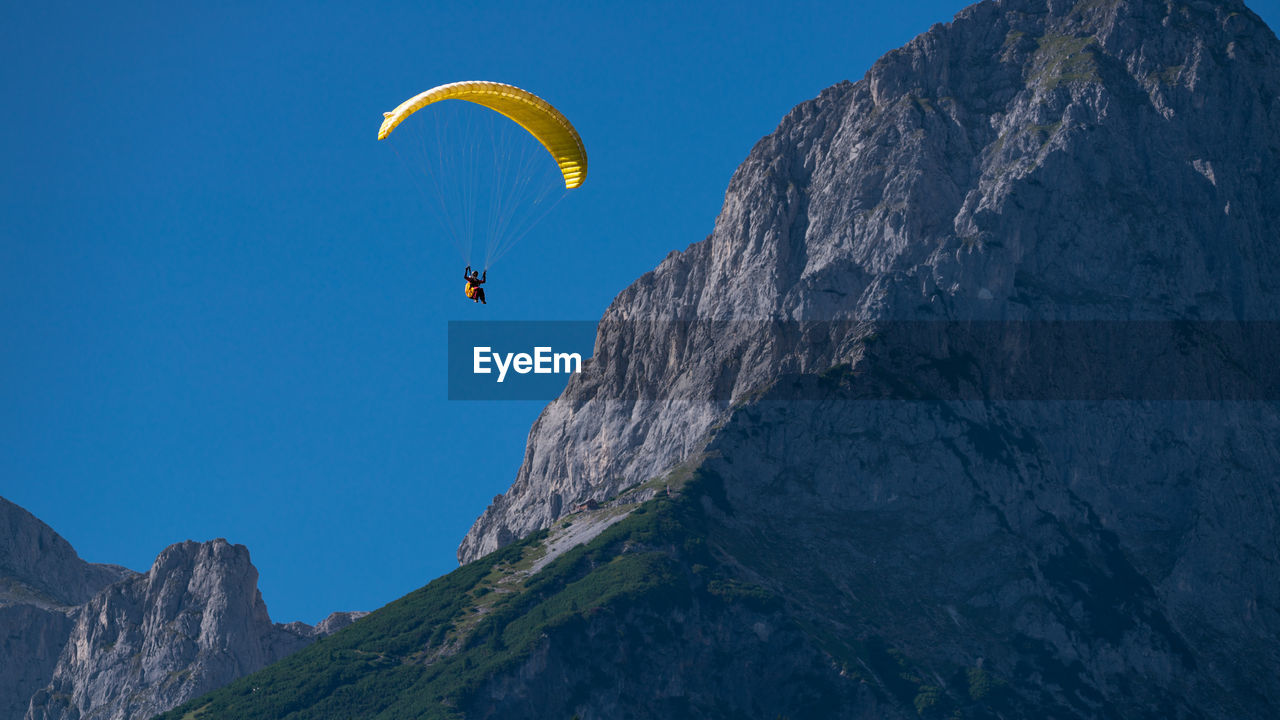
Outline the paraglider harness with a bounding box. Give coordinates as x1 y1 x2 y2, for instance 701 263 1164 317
464 266 487 304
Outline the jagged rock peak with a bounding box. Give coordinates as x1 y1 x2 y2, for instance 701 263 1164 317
25 538 323 720
457 0 1280 563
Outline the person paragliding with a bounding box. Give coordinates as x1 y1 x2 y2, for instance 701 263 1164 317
378 81 587 285
464 266 487 304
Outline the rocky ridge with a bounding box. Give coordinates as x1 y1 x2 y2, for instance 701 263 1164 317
24 539 365 720
0 497 364 720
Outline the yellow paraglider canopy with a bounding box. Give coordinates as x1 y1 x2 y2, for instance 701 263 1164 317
378 81 587 189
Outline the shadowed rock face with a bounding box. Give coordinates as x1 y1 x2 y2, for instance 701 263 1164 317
687 379 1279 717
458 0 1280 563
22 539 363 720
1 603 75 720
0 498 135 720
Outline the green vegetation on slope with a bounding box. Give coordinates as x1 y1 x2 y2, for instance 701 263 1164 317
156 480 732 720
1031 34 1101 90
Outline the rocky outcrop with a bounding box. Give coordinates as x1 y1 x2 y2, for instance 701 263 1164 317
458 0 1280 563
22 539 359 720
312 609 368 636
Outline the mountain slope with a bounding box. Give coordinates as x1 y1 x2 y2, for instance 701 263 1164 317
161 474 907 720
158 367 1280 718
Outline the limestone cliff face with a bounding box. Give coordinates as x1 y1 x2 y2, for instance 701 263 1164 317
0 498 135 720
458 0 1280 564
22 539 363 720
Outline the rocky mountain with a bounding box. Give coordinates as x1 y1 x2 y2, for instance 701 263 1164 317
157 0 1280 717
0 497 363 720
458 0 1280 563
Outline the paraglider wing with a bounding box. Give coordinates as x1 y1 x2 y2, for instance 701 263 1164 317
378 81 587 189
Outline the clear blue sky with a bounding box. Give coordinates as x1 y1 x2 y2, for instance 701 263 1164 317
4 0 1278 623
